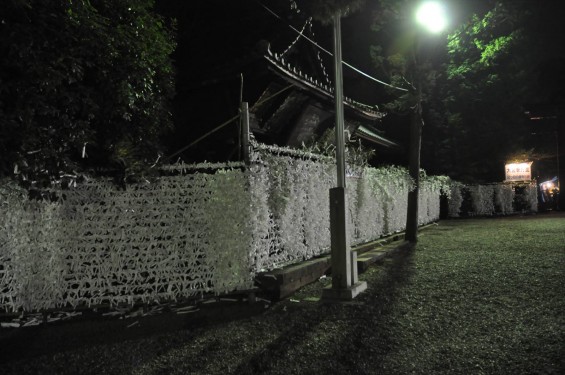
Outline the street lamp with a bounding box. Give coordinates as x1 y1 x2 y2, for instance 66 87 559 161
416 1 448 33
405 1 448 243
322 2 448 300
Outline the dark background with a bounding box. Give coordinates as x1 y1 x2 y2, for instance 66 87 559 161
156 0 564 198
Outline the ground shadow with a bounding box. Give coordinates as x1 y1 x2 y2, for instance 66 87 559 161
232 246 417 374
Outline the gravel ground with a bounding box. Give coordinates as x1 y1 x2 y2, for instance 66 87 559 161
1 212 564 374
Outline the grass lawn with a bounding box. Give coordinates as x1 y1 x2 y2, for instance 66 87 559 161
354 214 565 374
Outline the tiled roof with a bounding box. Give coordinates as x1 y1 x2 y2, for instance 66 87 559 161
264 46 386 121
356 125 400 149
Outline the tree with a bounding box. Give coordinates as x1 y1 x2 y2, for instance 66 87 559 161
425 0 565 183
298 0 366 24
439 1 531 182
0 0 175 187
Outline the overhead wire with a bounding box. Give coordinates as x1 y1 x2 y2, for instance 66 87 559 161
165 114 241 162
255 1 409 92
165 84 294 160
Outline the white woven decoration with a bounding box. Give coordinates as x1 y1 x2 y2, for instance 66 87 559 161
448 182 464 217
523 184 538 212
447 182 537 217
468 185 496 216
494 184 514 214
1 144 447 313
249 150 334 271
418 179 443 226
1 170 254 312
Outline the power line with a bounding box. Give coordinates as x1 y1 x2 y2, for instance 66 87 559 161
165 84 295 161
165 114 240 162
255 1 408 92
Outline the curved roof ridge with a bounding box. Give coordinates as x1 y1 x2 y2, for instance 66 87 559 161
264 45 386 120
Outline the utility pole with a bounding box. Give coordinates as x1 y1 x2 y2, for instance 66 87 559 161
321 11 367 302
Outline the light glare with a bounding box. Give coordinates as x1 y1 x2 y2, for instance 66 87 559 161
416 2 447 33
541 181 554 190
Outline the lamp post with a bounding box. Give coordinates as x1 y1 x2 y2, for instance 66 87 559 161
405 1 447 243
321 10 367 302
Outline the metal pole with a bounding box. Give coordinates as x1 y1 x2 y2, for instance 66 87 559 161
556 131 560 189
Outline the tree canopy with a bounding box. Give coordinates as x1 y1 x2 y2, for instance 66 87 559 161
438 0 565 182
297 0 366 24
438 1 530 181
369 0 563 183
0 0 175 187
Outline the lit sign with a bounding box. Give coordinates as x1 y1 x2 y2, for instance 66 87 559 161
505 162 532 182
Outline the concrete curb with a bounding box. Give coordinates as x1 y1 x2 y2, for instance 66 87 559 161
255 223 436 299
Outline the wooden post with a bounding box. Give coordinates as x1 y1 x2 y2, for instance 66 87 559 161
351 250 358 284
240 101 250 165
329 187 351 290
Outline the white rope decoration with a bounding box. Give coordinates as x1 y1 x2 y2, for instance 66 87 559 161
447 182 538 217
1 145 450 313
307 18 332 85
282 1 336 85
0 169 253 312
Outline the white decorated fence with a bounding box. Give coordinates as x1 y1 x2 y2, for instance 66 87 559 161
0 168 253 312
447 182 537 217
1 145 445 313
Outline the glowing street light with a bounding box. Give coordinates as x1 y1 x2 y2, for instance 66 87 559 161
405 1 448 243
416 1 448 34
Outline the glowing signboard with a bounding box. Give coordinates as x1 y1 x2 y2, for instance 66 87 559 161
505 162 532 182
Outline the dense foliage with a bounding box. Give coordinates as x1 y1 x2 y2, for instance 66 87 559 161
441 0 565 182
369 0 563 183
438 1 531 182
0 0 175 187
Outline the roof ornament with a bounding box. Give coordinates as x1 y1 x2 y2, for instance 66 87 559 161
284 0 330 85
307 18 332 85
281 17 311 58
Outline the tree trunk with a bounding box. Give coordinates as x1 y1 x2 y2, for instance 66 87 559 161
405 36 423 243
405 99 423 243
